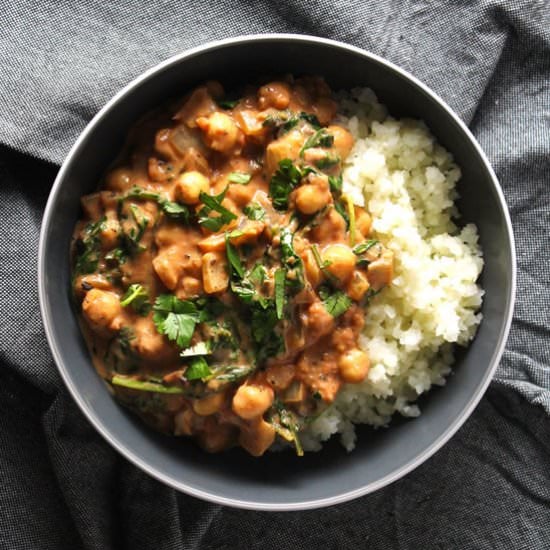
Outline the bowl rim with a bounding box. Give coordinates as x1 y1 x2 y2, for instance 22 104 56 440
38 33 517 511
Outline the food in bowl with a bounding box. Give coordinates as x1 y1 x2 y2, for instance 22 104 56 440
71 76 483 456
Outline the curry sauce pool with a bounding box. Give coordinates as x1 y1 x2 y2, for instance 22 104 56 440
71 77 483 456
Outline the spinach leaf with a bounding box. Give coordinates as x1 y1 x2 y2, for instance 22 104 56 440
198 186 237 231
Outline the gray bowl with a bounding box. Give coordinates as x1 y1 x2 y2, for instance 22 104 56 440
38 34 516 510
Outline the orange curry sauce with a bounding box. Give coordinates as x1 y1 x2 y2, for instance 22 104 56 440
72 76 393 456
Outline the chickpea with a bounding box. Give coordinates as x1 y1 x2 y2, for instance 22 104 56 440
258 81 291 110
175 171 210 205
196 112 241 154
322 244 356 282
192 392 225 416
295 185 330 215
326 125 354 159
355 207 372 237
82 289 122 332
338 349 370 383
105 167 132 192
302 248 322 288
232 384 274 420
99 218 120 249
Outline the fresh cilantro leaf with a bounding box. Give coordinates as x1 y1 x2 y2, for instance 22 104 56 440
319 287 352 317
299 128 334 157
280 227 305 291
243 202 266 221
162 312 196 348
198 187 237 231
251 302 284 365
228 172 251 184
74 217 106 275
120 284 150 315
122 186 190 222
153 295 200 348
274 268 286 320
225 233 245 278
159 199 190 221
269 159 304 210
184 356 212 380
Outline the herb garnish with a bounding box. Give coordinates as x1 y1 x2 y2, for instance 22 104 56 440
184 356 211 381
315 154 340 169
263 111 321 133
74 217 106 275
152 294 200 348
124 186 190 222
198 186 238 231
120 284 151 315
299 128 334 157
328 174 343 194
227 172 251 184
269 159 314 210
319 286 352 317
225 233 245 278
353 240 379 255
243 202 266 221
274 268 286 320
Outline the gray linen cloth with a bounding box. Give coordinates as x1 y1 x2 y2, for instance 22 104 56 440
1 1 549 548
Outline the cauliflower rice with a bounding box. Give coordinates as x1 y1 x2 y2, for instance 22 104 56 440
301 88 484 452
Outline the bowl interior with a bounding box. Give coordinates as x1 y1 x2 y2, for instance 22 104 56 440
40 36 514 510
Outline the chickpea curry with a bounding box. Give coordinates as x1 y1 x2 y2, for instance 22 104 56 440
72 76 394 457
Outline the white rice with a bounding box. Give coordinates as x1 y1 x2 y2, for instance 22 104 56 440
301 88 484 452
